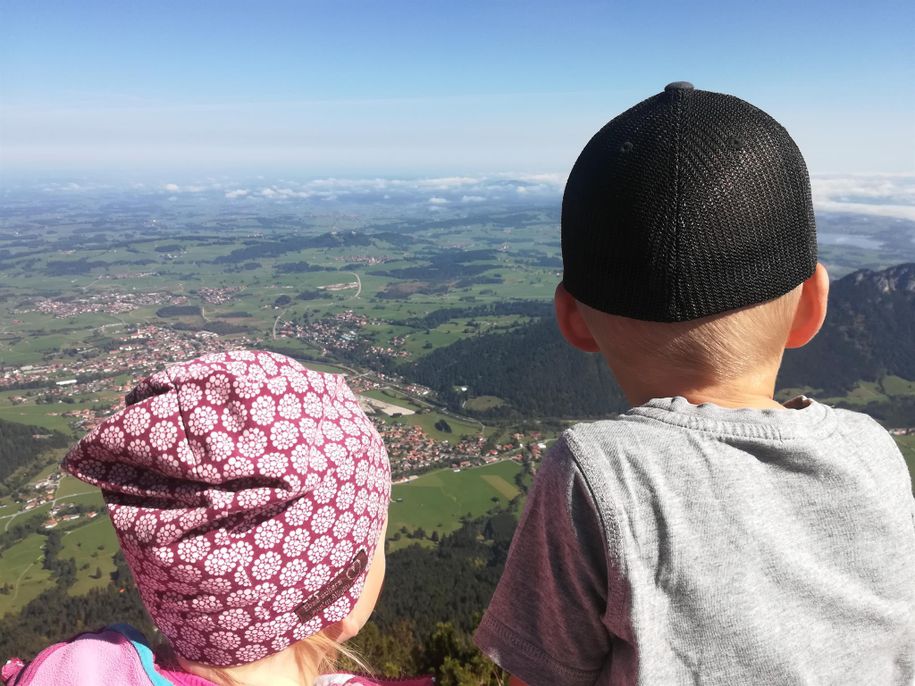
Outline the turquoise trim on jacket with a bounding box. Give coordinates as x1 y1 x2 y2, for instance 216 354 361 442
107 624 174 686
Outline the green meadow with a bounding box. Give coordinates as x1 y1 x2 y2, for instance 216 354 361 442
60 516 121 596
0 401 76 435
55 475 96 499
0 534 53 615
387 459 523 550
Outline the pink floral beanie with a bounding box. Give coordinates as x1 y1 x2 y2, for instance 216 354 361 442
62 350 391 667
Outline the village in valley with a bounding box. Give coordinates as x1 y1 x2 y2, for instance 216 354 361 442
0 224 555 566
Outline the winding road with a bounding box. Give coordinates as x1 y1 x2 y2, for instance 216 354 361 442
349 272 362 299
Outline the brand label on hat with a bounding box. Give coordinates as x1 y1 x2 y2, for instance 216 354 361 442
295 548 368 622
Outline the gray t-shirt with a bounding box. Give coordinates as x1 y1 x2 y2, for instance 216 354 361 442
474 397 915 685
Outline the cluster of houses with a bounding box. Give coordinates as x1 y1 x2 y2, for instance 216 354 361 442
19 290 179 319
197 286 242 304
1 325 259 394
19 473 60 512
335 254 390 266
280 309 415 361
43 507 99 530
369 414 549 476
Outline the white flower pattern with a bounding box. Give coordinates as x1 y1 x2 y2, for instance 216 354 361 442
149 421 178 450
270 420 298 450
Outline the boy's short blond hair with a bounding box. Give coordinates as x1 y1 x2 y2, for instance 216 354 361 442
580 285 803 383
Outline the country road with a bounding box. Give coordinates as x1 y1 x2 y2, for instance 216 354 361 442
350 272 362 298
272 307 288 339
11 559 40 602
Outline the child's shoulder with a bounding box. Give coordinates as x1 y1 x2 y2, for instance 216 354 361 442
562 395 891 447
555 397 908 490
2 624 173 686
829 404 911 481
830 402 898 441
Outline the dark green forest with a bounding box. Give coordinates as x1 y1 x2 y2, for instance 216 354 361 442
410 316 627 418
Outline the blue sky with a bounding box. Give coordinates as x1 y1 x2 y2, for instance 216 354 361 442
1 0 913 177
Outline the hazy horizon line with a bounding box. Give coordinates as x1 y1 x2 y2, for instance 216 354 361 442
2 171 914 222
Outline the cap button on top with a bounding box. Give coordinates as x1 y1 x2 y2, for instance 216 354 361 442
665 81 694 91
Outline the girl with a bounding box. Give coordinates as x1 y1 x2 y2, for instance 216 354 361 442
2 350 432 686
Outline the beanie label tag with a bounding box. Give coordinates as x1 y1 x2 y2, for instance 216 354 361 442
295 548 368 622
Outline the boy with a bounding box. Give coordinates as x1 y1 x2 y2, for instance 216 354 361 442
474 83 915 685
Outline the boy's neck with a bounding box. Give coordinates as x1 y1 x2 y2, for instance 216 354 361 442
614 365 786 410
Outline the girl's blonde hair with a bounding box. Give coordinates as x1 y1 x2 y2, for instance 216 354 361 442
289 631 371 685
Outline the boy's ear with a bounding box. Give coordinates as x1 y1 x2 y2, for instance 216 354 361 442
785 263 829 349
554 283 601 353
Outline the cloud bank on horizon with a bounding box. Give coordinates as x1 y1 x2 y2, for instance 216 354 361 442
24 173 915 223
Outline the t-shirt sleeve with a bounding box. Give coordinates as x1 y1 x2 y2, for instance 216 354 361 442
474 436 614 686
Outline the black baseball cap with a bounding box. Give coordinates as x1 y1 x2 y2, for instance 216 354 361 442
561 82 817 322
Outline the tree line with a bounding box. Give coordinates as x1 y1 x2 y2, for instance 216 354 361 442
0 418 68 487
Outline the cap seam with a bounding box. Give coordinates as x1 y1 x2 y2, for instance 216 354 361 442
673 91 684 319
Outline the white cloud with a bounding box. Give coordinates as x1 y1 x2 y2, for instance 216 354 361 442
812 174 915 221
415 176 481 190
204 173 915 226
506 172 565 185
257 186 315 199
251 173 565 200
160 181 222 193
25 172 566 204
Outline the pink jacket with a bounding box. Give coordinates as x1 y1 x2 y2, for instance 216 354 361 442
2 625 434 686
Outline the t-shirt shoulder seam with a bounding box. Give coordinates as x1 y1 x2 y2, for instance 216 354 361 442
560 430 628 593
617 410 834 441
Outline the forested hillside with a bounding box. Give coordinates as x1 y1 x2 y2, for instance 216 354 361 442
409 316 627 418
778 263 915 392
407 264 915 419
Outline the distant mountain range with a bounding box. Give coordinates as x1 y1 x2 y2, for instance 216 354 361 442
778 263 915 392
407 264 915 419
